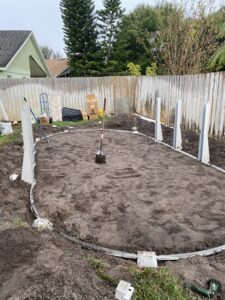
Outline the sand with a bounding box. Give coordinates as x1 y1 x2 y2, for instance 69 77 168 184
34 130 225 254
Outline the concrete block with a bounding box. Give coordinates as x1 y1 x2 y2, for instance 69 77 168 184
115 280 134 300
137 251 158 268
132 127 138 134
0 122 13 135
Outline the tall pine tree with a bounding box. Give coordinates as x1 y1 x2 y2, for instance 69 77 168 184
60 0 102 76
97 0 125 73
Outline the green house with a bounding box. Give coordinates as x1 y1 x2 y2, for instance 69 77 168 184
0 30 51 78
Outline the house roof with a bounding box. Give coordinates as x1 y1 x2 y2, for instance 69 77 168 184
46 58 69 77
0 30 32 68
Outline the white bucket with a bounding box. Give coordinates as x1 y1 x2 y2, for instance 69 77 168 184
0 122 13 135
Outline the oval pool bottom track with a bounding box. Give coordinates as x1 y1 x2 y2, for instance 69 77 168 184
34 130 225 255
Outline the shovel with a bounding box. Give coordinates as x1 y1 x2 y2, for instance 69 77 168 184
95 98 106 164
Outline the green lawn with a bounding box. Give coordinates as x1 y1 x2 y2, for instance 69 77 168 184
130 267 194 300
0 127 22 147
52 116 111 128
0 117 110 146
52 119 91 127
89 256 194 300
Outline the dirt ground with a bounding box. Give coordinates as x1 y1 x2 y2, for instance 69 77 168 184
105 114 225 169
35 130 225 254
1 114 225 299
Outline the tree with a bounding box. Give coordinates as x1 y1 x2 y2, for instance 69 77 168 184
146 63 157 76
111 4 159 74
40 45 53 59
139 1 223 75
60 0 102 76
40 45 63 59
97 0 125 73
52 51 64 59
208 6 225 71
209 44 225 71
127 63 141 75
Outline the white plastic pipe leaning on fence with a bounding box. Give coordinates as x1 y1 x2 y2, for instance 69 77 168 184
21 103 35 184
173 100 182 150
198 102 211 164
155 97 163 142
0 99 9 121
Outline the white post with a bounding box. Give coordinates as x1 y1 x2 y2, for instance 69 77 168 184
21 103 34 184
173 100 182 150
198 102 211 164
155 97 163 141
0 99 9 121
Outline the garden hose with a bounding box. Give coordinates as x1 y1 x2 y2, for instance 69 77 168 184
190 279 222 298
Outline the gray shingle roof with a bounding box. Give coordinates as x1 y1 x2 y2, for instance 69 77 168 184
0 30 31 68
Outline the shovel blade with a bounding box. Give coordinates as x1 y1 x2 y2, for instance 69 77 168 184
95 151 106 164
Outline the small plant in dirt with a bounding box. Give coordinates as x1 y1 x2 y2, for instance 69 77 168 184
88 256 118 287
130 267 194 300
12 217 26 228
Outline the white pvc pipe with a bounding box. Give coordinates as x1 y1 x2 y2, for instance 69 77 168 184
21 103 35 184
155 97 163 142
0 99 9 121
198 102 211 164
173 100 182 150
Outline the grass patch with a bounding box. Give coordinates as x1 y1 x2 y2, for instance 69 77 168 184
88 257 193 299
52 116 112 128
0 127 22 147
88 256 118 287
130 267 194 300
52 119 90 127
12 217 26 228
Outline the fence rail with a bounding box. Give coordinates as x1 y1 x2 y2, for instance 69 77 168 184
0 72 225 136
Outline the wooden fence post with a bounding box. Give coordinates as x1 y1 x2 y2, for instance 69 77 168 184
21 103 34 184
155 97 163 141
173 100 182 150
198 102 211 164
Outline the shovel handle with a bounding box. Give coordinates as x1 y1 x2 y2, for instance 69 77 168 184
103 98 106 113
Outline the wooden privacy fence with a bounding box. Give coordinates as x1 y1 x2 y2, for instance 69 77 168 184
0 77 136 121
0 72 225 136
135 72 225 136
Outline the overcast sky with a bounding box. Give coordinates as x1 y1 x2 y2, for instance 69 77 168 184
0 0 222 57
0 0 151 57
